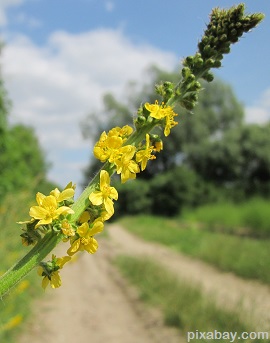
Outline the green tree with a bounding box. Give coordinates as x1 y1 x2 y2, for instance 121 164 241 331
82 67 244 182
186 123 270 198
0 124 50 196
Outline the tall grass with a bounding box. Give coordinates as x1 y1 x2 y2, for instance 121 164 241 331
119 215 270 284
181 198 270 237
115 255 267 342
0 191 42 343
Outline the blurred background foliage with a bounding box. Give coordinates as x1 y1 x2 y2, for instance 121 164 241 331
81 66 270 218
0 49 57 201
0 46 57 342
1 47 270 341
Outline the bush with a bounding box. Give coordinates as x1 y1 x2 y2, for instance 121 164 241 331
150 166 221 216
113 178 152 218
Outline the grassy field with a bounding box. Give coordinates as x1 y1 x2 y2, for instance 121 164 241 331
0 191 42 343
181 198 270 238
119 214 270 284
115 255 267 342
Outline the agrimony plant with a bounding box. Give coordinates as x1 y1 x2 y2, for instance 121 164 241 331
0 4 264 297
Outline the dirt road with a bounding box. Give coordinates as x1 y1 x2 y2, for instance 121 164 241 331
19 226 183 343
19 224 270 343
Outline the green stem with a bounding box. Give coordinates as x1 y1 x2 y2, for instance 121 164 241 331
0 231 63 298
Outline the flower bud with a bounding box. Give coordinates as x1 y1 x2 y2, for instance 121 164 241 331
182 67 191 79
202 71 214 82
135 115 146 129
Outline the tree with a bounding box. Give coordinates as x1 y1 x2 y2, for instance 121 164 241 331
0 124 50 196
186 123 270 198
81 66 244 183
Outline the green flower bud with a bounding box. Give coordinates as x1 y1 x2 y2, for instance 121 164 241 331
135 115 146 129
186 73 195 83
195 57 204 68
213 60 222 68
220 44 230 54
219 34 227 42
202 45 214 57
191 81 202 91
230 29 237 36
155 84 164 96
182 67 191 79
150 134 159 140
205 58 215 67
184 56 194 68
202 71 214 82
180 99 196 111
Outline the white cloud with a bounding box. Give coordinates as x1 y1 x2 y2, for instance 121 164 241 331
245 88 270 124
0 0 25 26
2 28 177 190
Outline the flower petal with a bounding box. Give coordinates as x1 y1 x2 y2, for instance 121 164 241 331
57 188 75 202
77 222 89 237
89 191 103 206
104 198 114 215
29 206 48 220
50 272 61 288
67 239 81 255
89 221 104 236
100 170 110 189
84 238 98 254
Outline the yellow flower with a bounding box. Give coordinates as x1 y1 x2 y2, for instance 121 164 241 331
89 170 118 216
164 107 178 136
61 219 75 237
50 184 75 202
108 125 133 138
114 145 140 183
136 134 156 171
145 101 178 136
29 193 74 228
67 221 103 256
40 270 61 290
94 133 123 162
145 100 166 119
93 126 133 163
154 140 163 152
38 254 71 290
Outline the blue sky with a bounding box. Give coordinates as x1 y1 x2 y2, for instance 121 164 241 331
0 0 269 190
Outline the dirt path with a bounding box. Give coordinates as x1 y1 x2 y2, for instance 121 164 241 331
19 230 183 343
109 224 270 332
19 223 270 343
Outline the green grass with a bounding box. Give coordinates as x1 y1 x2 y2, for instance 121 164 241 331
119 215 270 284
115 255 267 342
0 191 42 343
181 198 270 238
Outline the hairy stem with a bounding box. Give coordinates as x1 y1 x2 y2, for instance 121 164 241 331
0 232 62 298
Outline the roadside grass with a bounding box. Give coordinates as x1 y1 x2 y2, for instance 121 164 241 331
115 255 267 342
0 191 42 343
181 198 270 238
119 215 270 284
